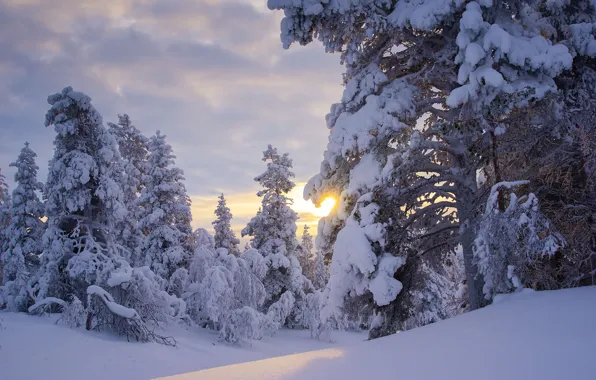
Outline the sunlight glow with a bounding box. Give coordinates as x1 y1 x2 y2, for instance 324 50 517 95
289 185 337 218
312 197 336 217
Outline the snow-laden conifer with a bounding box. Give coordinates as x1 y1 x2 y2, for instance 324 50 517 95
137 131 193 280
242 145 311 326
212 194 240 256
1 143 45 311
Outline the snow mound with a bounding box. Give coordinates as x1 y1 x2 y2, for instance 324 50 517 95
157 286 596 380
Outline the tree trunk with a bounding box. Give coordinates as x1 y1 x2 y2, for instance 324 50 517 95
456 178 485 311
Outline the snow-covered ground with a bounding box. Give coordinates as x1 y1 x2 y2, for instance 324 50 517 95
159 286 596 380
0 313 365 380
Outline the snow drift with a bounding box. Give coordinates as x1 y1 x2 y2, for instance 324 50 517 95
157 286 596 380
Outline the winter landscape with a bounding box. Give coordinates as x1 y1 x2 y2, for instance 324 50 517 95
1 0 596 379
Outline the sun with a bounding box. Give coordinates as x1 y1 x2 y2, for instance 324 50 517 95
289 185 337 218
312 197 336 217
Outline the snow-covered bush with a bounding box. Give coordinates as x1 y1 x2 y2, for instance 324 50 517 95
107 266 186 327
303 290 331 340
474 181 564 300
184 243 269 343
86 284 176 345
264 290 295 333
220 306 266 344
60 296 86 328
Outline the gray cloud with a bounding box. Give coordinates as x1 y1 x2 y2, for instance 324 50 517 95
0 0 342 230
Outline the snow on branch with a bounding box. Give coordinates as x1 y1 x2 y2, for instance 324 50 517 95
28 297 67 314
86 285 176 346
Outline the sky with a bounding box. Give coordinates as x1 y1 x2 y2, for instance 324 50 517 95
0 0 345 239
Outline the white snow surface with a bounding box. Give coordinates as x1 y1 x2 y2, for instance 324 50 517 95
158 286 596 380
0 312 365 380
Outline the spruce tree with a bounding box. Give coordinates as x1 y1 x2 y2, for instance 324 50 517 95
137 131 193 280
312 250 329 290
242 145 311 325
212 194 240 256
298 225 315 284
1 143 45 311
35 87 129 303
0 168 11 286
108 114 148 264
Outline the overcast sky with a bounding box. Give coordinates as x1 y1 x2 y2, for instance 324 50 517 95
0 0 344 238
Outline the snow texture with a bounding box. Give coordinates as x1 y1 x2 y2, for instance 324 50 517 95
159 286 596 380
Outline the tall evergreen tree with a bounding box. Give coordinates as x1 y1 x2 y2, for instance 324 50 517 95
269 0 588 338
298 225 315 284
0 168 11 286
137 131 193 280
212 194 240 256
312 250 329 290
1 143 45 311
107 114 149 264
242 145 311 324
34 87 129 303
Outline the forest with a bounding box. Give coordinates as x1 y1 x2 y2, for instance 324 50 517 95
1 0 595 357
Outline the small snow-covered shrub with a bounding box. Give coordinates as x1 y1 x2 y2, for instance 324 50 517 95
168 268 189 298
60 296 86 328
86 284 176 346
304 291 330 340
184 246 269 343
108 266 186 326
265 290 295 333
474 182 564 300
220 306 266 344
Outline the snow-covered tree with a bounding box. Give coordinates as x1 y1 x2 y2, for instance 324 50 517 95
474 181 564 299
312 250 329 290
268 0 590 338
33 86 129 304
0 168 11 288
242 145 311 326
137 131 193 280
1 143 45 311
297 225 315 284
107 114 148 264
184 243 269 343
212 194 240 256
194 227 215 251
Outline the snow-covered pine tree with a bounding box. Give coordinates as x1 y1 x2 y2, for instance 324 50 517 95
0 168 11 287
297 225 315 284
1 143 45 311
312 250 329 290
137 131 193 281
241 145 311 326
34 86 129 304
212 194 240 256
28 89 183 344
269 0 582 338
107 114 148 265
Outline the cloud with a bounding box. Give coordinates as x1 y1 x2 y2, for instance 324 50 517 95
0 0 343 233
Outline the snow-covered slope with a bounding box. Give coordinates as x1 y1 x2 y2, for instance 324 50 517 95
158 287 596 380
0 313 364 380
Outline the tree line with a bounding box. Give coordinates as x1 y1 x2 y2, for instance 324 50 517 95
0 87 328 343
